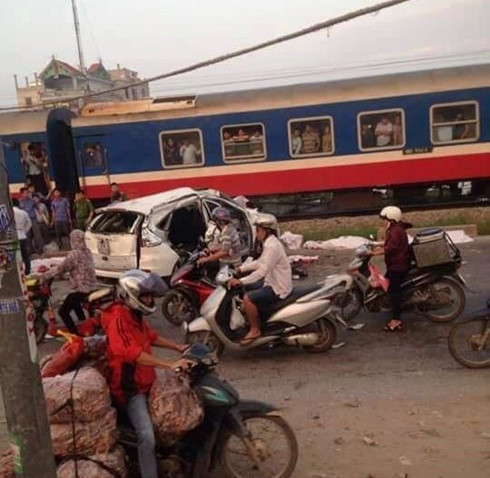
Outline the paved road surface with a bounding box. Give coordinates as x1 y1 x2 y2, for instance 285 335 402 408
1 238 489 478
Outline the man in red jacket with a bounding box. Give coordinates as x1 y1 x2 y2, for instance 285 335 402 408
371 206 412 332
102 270 189 478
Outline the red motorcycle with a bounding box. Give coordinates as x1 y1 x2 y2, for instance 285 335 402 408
161 251 216 326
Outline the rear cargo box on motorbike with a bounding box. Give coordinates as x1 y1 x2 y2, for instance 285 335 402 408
411 228 459 269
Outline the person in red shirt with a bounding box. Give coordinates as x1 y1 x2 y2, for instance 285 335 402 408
371 206 412 332
102 270 189 478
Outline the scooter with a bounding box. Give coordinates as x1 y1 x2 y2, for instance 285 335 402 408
341 241 466 323
118 343 299 478
161 250 216 326
447 299 490 369
185 267 353 357
26 273 56 343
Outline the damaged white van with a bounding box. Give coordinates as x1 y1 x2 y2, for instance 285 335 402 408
85 188 257 281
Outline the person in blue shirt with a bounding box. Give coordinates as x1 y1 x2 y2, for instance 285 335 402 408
50 189 72 250
19 187 44 255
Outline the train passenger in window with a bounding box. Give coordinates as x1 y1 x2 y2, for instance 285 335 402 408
163 138 181 165
233 128 250 142
361 123 375 149
302 125 320 154
322 124 333 152
291 129 302 156
223 131 236 157
232 129 252 156
453 113 475 140
393 116 403 146
249 130 264 155
179 139 201 165
374 116 393 147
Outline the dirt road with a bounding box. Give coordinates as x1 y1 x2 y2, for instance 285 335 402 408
1 238 489 478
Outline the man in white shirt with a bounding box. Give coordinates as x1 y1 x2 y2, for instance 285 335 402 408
12 198 32 275
179 140 200 165
374 117 394 147
230 213 292 344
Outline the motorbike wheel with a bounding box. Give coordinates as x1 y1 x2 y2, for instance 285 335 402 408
34 314 48 344
304 318 336 353
186 331 224 359
340 288 363 321
448 317 490 369
161 289 198 327
221 414 298 478
417 278 466 323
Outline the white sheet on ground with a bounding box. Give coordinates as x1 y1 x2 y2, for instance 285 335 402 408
303 236 368 250
288 255 319 264
280 231 304 250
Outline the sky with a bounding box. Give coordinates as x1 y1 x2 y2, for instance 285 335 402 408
0 0 488 106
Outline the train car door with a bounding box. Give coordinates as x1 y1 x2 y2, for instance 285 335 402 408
47 109 78 198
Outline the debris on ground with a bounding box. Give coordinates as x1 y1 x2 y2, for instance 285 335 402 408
304 236 368 250
281 231 304 250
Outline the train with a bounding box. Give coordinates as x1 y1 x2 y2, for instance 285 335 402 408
1 64 489 217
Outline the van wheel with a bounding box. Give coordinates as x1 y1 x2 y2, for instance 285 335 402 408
186 331 224 359
161 290 198 327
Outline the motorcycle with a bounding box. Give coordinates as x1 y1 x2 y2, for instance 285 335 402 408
118 343 299 478
26 274 56 343
161 249 216 326
447 299 490 369
185 266 354 357
341 239 466 323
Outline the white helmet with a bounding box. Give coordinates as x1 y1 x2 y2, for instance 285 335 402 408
118 270 168 315
254 213 279 233
380 206 403 222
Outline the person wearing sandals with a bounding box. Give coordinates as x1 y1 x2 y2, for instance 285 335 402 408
371 206 412 332
229 213 292 345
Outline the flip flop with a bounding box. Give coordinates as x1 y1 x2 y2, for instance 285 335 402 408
240 334 261 346
383 322 403 332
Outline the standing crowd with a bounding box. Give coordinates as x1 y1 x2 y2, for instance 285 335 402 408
12 182 128 275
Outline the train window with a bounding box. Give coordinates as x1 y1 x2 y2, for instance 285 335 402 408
159 129 204 168
430 101 479 145
220 123 266 162
82 143 105 169
288 116 334 157
357 109 405 151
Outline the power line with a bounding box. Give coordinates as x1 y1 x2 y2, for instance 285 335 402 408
148 49 490 93
0 0 411 112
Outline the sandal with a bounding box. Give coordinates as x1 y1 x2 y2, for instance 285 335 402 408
240 334 261 346
383 322 403 332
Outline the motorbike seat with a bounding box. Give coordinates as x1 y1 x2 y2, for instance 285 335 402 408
260 284 323 320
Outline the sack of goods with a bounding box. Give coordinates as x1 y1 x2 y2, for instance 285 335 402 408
43 366 126 477
43 367 111 423
40 336 110 382
0 450 14 478
56 446 128 478
149 369 204 446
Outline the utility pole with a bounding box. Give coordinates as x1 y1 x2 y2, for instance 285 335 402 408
71 0 86 74
0 148 56 476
